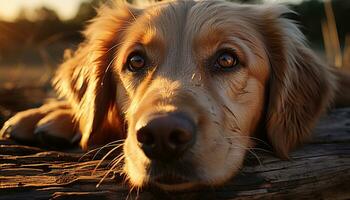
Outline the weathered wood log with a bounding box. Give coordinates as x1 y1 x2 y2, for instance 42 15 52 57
0 108 349 200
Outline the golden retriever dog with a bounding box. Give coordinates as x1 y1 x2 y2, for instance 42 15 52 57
1 0 349 191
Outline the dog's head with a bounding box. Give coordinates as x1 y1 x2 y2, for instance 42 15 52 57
59 0 335 190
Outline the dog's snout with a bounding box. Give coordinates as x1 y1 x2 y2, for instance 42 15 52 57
136 113 196 161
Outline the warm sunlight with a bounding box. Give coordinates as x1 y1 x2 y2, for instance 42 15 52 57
0 0 89 21
0 0 349 199
0 0 306 22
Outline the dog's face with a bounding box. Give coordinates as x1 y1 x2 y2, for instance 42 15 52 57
116 1 269 189
64 0 335 190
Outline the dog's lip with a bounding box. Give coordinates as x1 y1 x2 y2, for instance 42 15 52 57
153 181 197 191
151 174 197 190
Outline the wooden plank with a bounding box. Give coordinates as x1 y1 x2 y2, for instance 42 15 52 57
0 108 349 200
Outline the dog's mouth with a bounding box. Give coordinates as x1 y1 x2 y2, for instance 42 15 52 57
144 160 199 190
150 174 197 190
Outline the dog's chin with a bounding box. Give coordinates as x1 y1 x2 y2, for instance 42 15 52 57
147 174 230 191
153 182 198 191
149 174 199 191
127 164 235 191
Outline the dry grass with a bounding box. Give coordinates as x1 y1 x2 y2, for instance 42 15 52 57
322 0 350 69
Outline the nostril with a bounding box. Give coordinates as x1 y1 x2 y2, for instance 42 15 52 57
137 128 155 146
169 129 192 147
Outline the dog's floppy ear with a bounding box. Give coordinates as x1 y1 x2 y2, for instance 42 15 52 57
53 2 142 149
259 5 336 158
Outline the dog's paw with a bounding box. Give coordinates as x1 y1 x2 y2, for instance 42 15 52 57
0 108 46 143
34 109 80 148
0 101 80 148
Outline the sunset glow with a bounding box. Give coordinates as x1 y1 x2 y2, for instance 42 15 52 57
0 0 89 21
0 0 307 22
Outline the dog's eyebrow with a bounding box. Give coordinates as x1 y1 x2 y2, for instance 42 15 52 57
122 23 165 54
193 29 225 54
139 28 165 50
138 27 158 45
193 29 243 56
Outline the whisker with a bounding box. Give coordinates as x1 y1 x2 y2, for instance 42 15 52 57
79 139 124 162
136 187 140 200
247 147 273 154
228 144 263 166
224 135 272 148
126 182 136 200
96 155 125 188
92 140 125 160
79 149 99 162
247 148 263 166
92 145 123 175
107 153 125 168
100 40 136 86
101 55 119 86
223 136 265 166
103 40 134 55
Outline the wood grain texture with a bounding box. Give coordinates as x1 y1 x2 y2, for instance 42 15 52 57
1 108 350 200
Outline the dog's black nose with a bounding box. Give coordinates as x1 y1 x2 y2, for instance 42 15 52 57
136 113 196 161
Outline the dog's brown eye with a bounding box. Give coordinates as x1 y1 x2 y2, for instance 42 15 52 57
216 52 239 69
127 54 146 72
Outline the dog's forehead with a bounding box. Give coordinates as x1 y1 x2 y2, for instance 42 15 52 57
144 2 257 32
129 1 262 49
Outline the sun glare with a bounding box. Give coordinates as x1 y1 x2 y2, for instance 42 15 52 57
0 0 309 22
0 0 89 21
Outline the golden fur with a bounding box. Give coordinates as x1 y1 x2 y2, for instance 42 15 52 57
1 0 348 190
